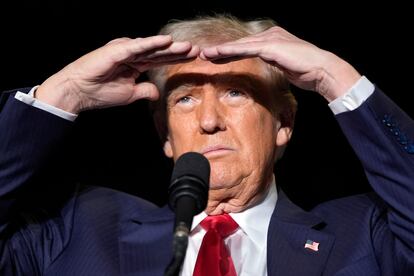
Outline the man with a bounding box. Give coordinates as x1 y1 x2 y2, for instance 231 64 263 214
1 15 413 275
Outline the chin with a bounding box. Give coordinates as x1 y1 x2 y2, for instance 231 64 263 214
208 173 238 190
207 160 243 189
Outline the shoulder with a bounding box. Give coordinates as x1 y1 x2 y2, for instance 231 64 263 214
73 185 161 219
311 192 387 229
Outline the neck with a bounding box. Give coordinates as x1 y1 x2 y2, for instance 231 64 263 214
205 174 273 215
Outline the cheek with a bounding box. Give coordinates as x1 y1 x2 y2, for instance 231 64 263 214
208 108 276 188
209 161 238 185
167 113 198 158
238 108 277 174
239 107 276 152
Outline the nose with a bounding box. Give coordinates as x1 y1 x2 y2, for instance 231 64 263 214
197 93 226 134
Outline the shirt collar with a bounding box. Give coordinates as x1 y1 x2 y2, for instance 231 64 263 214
191 175 278 248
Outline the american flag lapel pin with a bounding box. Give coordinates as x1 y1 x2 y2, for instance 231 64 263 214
304 239 319 252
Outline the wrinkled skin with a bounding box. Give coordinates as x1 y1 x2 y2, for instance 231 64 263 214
163 58 292 215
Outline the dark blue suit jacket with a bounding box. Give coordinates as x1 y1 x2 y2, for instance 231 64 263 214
1 87 413 275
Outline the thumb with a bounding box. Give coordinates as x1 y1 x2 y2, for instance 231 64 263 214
132 82 160 101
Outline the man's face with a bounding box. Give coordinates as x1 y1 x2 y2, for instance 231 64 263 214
163 58 291 213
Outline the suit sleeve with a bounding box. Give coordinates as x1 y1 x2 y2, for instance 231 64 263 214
0 89 75 274
335 87 414 272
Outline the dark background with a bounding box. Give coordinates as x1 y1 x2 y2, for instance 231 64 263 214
1 0 412 210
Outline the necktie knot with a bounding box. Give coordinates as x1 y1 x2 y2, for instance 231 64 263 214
194 214 238 276
200 214 238 238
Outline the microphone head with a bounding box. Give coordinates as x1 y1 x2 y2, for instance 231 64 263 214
168 152 210 215
171 152 210 185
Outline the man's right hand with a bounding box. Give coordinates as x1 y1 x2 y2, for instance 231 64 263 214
35 35 199 114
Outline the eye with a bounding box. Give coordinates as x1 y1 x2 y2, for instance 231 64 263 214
228 89 245 97
177 96 192 104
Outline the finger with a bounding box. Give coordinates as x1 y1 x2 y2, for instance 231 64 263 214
132 82 160 101
137 44 199 63
197 29 274 59
128 35 173 53
105 37 132 45
199 45 219 60
201 42 263 60
126 41 191 62
140 41 194 60
127 45 200 72
199 26 299 61
109 35 173 63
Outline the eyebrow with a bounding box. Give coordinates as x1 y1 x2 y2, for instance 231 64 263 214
165 72 269 96
164 72 276 111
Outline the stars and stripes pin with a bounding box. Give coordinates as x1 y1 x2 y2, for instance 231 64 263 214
304 239 319 251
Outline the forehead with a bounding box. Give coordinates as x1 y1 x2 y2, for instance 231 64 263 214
166 58 270 82
164 58 274 98
164 58 277 111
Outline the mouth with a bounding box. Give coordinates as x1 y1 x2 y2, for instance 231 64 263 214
200 145 234 157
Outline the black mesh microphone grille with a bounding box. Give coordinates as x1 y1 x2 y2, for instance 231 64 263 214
171 152 210 186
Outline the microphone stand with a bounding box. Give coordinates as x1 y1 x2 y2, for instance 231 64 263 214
164 222 189 276
164 196 196 276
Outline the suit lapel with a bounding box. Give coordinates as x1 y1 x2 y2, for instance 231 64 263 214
118 204 175 276
116 190 335 275
267 191 335 276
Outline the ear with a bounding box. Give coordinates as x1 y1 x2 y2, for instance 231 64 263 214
276 125 293 147
163 137 173 158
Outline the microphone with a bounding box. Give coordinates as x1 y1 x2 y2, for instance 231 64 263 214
165 152 210 276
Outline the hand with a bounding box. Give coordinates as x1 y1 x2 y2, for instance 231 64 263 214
200 26 361 101
36 35 199 113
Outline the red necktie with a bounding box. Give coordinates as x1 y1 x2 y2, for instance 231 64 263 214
193 214 239 276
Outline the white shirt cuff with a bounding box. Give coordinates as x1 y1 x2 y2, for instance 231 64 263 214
14 86 78 121
328 76 375 115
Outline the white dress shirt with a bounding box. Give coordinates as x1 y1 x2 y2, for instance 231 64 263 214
14 86 78 121
181 178 278 276
328 76 374 114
